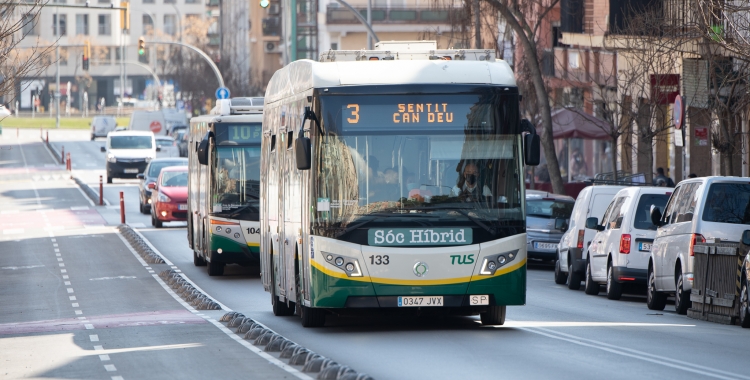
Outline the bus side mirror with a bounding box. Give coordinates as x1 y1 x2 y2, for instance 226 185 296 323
197 131 212 166
585 217 603 231
742 230 750 246
650 205 663 227
524 133 540 166
295 134 311 170
555 218 568 232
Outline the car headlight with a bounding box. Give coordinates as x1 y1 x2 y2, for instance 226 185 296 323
106 154 116 163
157 192 171 202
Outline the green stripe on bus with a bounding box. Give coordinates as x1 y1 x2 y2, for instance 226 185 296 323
210 234 249 253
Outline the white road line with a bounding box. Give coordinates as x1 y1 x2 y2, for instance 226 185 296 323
0 210 19 214
69 296 76 300
67 288 74 293
104 364 116 372
520 327 750 380
57 258 63 262
56 254 61 257
61 269 67 273
59 263 65 267
127 228 173 265
18 141 42 207
85 324 94 330
94 345 103 351
3 229 24 235
75 310 83 315
111 376 124 380
62 275 68 279
64 281 71 285
100 354 111 361
90 335 99 342
71 206 90 211
1 265 44 270
51 238 56 242
72 303 79 307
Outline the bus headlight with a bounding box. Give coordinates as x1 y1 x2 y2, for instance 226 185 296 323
479 250 519 276
323 251 363 277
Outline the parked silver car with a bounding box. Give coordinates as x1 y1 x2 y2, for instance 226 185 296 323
526 190 575 261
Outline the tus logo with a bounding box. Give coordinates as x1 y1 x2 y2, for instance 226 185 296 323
450 254 475 265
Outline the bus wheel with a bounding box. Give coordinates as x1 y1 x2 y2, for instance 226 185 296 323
271 293 294 316
207 258 224 276
480 305 506 326
193 250 206 266
296 269 325 327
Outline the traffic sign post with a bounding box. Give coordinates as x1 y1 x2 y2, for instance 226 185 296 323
216 87 230 100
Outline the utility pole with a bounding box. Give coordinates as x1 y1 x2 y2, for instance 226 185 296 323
55 6 60 128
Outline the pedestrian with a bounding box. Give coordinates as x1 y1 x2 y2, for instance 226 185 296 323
652 167 675 187
688 173 698 178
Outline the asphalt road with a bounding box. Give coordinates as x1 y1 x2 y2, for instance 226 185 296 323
2 129 749 379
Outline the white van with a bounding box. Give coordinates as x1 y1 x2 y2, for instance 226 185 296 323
583 187 672 299
101 130 158 183
129 110 166 135
90 116 117 140
555 185 626 289
647 176 750 314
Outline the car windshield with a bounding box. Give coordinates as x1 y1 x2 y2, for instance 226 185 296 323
702 183 750 224
110 135 152 149
160 170 188 187
526 199 574 219
633 193 670 230
147 160 188 178
211 146 260 219
156 137 174 146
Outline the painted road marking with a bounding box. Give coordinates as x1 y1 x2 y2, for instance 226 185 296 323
89 276 137 281
67 288 74 293
85 324 94 330
104 365 117 372
112 376 124 380
57 258 63 262
0 210 19 214
69 296 76 300
90 335 99 342
94 346 103 351
59 263 65 267
1 265 44 270
71 206 90 211
61 269 67 273
72 303 79 307
100 354 111 361
64 281 71 285
62 275 68 279
3 229 24 235
75 310 82 315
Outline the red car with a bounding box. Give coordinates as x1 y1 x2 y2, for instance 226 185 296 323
151 166 188 228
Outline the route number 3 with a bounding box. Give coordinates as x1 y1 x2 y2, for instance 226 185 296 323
369 255 389 265
347 104 359 124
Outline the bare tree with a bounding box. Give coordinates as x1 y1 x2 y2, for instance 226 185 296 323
0 0 55 104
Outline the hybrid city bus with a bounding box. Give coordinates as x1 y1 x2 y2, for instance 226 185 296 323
260 41 540 327
188 97 264 276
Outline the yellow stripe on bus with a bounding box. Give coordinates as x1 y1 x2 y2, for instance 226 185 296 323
247 242 260 247
310 258 526 286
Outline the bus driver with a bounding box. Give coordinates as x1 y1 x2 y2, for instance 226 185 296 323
451 162 492 202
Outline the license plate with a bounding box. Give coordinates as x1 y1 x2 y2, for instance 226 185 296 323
398 296 443 307
123 168 139 173
639 242 652 252
469 295 490 305
534 242 557 250
178 204 188 210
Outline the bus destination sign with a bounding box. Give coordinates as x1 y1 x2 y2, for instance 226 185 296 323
342 103 467 130
368 228 473 246
215 123 262 144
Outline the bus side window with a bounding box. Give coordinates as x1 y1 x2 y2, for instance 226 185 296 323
287 131 294 150
270 135 276 152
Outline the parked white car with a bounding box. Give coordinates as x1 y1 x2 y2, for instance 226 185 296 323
90 116 117 140
582 187 672 299
555 185 626 288
155 136 180 158
647 176 750 314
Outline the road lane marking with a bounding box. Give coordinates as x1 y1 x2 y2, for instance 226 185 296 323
69 296 76 300
67 288 74 293
71 206 90 211
72 303 79 307
0 210 19 214
64 281 71 285
62 275 68 279
99 355 111 361
59 263 65 267
61 269 67 273
3 229 24 235
517 326 750 380
2 265 44 270
85 324 94 329
90 335 99 342
57 258 63 262
89 276 137 281
75 310 83 315
112 376 124 380
104 364 116 372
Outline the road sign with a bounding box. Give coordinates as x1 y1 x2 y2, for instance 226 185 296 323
673 94 684 130
149 120 162 134
216 87 230 100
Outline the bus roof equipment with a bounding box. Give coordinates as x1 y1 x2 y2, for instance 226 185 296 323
212 97 265 116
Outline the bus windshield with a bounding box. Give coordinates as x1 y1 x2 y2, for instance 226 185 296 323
211 146 261 220
313 92 524 245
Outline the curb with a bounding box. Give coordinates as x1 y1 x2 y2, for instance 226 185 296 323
219 312 374 380
117 224 165 264
42 136 63 163
42 136 103 206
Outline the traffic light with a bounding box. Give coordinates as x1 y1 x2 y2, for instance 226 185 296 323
138 37 145 56
82 40 90 71
259 0 270 7
120 1 130 31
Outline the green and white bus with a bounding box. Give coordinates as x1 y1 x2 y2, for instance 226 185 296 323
188 97 264 276
260 41 540 327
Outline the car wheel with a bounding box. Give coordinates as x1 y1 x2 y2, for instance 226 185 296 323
740 282 750 328
193 249 206 267
584 260 599 295
554 259 567 285
606 263 623 300
91 134 95 141
207 258 224 276
675 271 691 315
152 213 163 228
139 200 149 214
479 305 506 326
567 259 582 290
646 266 667 310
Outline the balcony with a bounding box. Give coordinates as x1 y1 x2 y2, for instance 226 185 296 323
326 5 462 24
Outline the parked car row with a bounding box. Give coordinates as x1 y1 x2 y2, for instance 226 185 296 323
548 176 750 326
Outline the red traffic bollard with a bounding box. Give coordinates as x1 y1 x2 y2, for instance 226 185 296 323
46 131 48 143
66 152 71 171
119 191 125 224
61 146 65 164
99 175 104 206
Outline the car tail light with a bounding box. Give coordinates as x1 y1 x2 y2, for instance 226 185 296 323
689 233 706 256
577 229 584 249
619 234 631 254
147 181 155 189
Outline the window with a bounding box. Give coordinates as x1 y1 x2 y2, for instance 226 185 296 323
702 183 750 224
526 199 574 219
164 0 175 3
76 14 88 35
53 14 67 36
59 48 68 66
164 14 176 36
143 0 155 3
142 14 154 35
98 14 111 35
662 185 681 225
330 43 338 50
603 197 627 230
97 46 112 65
22 13 37 36
186 0 199 4
670 182 701 223
633 193 670 230
568 51 580 69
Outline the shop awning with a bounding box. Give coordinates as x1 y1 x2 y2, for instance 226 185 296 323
538 108 612 140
